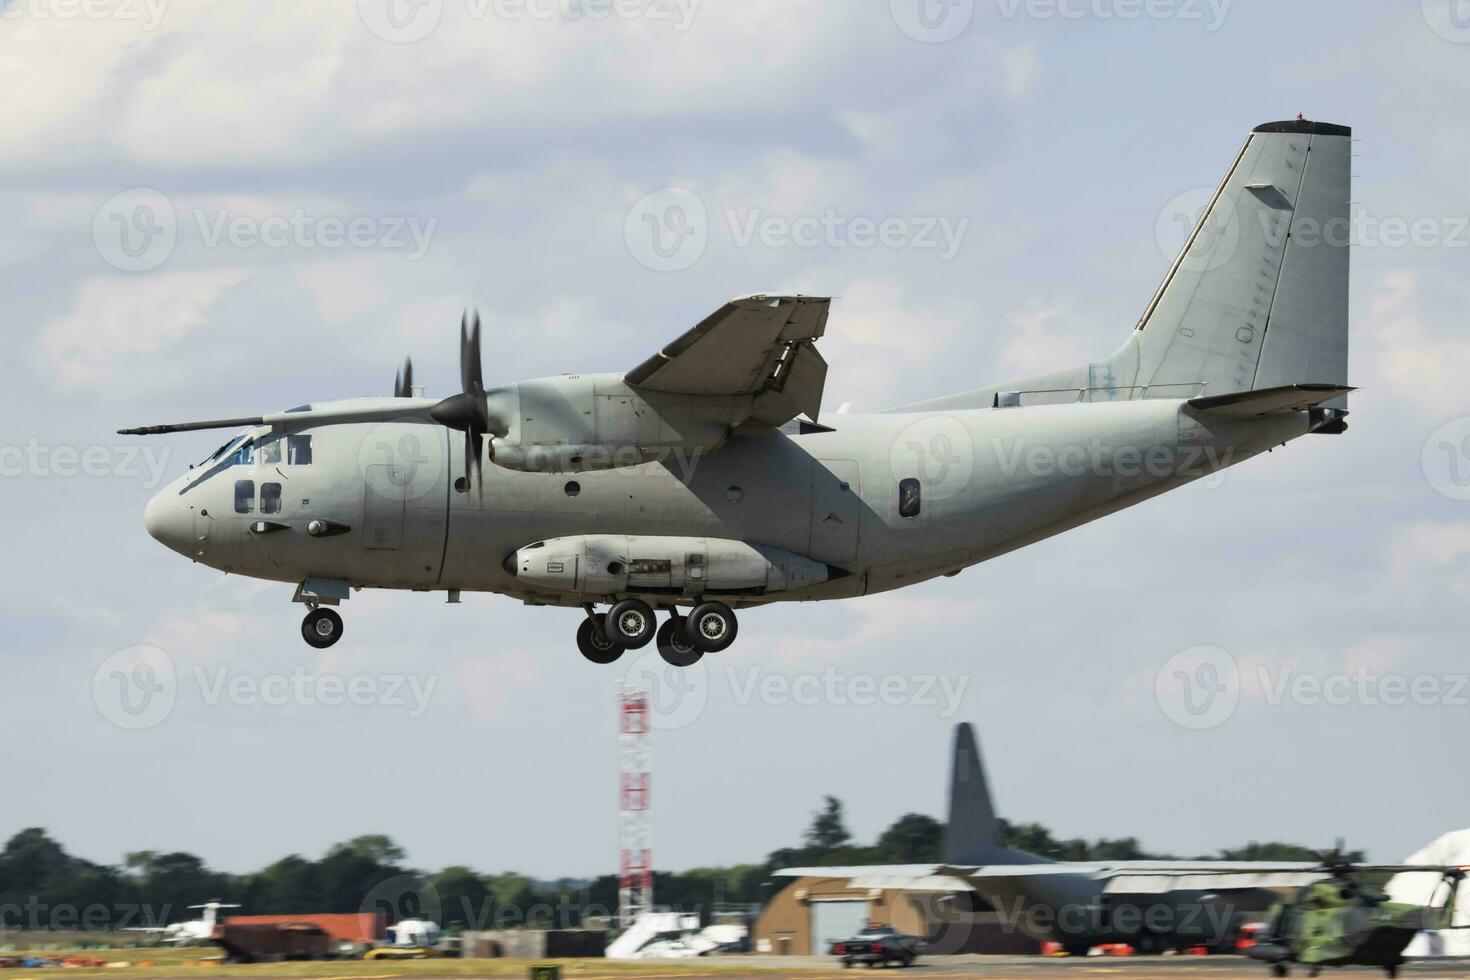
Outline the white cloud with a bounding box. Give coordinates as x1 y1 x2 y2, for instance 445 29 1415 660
1359 269 1470 417
32 268 250 390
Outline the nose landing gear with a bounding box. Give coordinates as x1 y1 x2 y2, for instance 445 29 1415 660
301 607 343 649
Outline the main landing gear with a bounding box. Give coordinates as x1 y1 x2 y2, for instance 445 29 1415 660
575 600 738 667
301 607 343 649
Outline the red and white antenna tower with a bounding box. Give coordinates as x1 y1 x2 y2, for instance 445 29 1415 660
617 685 653 927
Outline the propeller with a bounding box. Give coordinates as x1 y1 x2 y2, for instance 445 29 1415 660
430 310 495 488
393 357 414 398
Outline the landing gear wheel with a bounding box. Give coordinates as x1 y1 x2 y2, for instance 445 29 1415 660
301 608 343 649
577 615 625 664
607 598 656 649
687 600 738 652
1270 965 1289 978
656 616 702 667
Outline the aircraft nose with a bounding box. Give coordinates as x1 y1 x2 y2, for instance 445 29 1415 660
143 490 190 554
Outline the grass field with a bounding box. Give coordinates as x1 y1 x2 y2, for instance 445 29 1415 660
1 948 840 980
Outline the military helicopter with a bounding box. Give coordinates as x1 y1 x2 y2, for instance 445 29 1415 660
1244 845 1468 978
121 119 1354 665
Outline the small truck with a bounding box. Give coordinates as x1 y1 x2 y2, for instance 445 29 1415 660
830 924 922 968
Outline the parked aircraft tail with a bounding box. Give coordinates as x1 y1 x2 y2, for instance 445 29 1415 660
942 723 1050 866
894 119 1351 416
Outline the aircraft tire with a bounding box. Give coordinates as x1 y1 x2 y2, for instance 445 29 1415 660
607 598 656 648
301 608 343 649
577 615 625 664
687 600 737 652
656 617 702 667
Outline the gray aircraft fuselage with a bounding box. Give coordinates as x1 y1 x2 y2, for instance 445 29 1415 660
145 381 1307 607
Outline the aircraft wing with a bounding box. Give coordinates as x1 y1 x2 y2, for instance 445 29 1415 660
625 294 830 424
776 860 1326 895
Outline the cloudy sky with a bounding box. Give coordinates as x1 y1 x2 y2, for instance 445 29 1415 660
4 0 1470 882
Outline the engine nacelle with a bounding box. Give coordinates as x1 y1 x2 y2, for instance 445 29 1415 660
485 373 742 473
507 534 840 598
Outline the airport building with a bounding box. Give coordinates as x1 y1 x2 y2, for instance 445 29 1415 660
755 872 1039 956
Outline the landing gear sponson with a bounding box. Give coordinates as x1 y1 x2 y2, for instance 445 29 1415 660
577 600 738 667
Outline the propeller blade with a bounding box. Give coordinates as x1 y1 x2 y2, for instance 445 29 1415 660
434 307 496 489
394 357 414 398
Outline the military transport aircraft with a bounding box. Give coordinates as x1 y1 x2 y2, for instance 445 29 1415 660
778 726 1464 970
122 119 1353 664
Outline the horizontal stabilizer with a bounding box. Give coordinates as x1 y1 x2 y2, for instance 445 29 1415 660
1187 383 1354 418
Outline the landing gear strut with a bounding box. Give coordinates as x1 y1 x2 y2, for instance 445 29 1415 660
301 607 343 649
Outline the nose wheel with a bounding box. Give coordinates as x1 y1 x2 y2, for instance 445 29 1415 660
301 607 343 649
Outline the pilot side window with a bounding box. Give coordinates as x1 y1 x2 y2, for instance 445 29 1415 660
235 480 255 514
260 483 282 514
257 437 282 465
286 434 313 465
898 478 921 519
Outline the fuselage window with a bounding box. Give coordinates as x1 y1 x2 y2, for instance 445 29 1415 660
258 437 282 465
898 478 921 519
235 480 255 514
287 434 313 465
260 483 282 514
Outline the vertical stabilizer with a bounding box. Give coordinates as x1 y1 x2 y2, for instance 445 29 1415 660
942 723 1048 866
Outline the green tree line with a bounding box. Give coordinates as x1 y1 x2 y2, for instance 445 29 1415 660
0 802 1349 932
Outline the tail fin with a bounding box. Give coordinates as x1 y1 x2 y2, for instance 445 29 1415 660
889 120 1351 414
1122 119 1351 406
942 723 1048 866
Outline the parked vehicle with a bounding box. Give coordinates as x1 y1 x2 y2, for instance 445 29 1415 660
830 924 922 968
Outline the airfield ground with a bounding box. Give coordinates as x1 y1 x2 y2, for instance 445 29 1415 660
8 950 1470 979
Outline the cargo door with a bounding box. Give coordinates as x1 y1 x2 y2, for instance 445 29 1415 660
810 899 871 956
810 459 859 564
362 463 406 550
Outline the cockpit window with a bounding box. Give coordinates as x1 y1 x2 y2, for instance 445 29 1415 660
202 433 248 466
235 480 255 514
286 434 313 465
260 483 282 514
257 437 282 464
226 440 255 467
